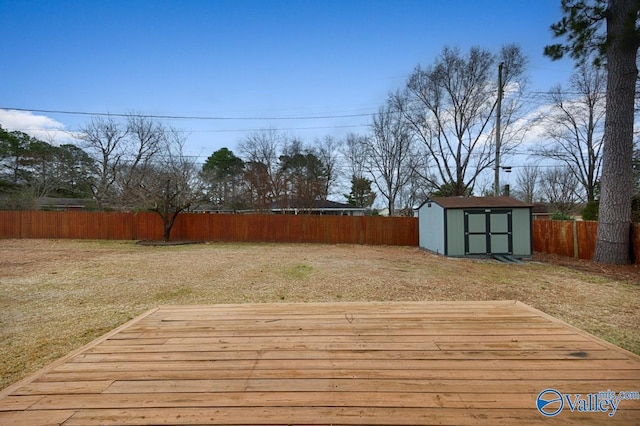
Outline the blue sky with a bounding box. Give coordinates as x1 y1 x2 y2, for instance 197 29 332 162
0 0 575 161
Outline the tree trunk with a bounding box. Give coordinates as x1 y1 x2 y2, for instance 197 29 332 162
160 210 181 242
593 0 638 264
162 218 172 242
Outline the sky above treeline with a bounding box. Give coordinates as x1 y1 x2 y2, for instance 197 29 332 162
0 0 576 163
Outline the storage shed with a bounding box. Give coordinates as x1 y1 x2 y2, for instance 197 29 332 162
418 196 533 259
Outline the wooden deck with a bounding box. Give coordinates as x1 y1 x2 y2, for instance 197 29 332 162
0 301 639 425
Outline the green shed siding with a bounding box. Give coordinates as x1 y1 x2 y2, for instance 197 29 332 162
446 209 465 256
512 208 532 256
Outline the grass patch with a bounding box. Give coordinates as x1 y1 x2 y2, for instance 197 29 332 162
279 264 313 280
154 285 194 302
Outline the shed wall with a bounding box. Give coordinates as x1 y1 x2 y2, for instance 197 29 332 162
512 208 532 256
446 209 465 256
418 203 445 254
446 208 532 258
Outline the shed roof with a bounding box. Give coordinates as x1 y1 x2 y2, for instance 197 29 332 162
426 196 533 209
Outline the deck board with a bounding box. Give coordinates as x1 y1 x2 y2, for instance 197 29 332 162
1 301 639 425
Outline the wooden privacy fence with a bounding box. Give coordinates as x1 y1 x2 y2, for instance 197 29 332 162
533 220 640 265
1 211 638 263
0 211 419 246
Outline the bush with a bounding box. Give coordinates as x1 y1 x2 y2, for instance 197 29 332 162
582 201 599 221
550 211 574 221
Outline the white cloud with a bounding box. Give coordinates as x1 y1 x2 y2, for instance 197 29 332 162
0 109 80 145
518 104 552 147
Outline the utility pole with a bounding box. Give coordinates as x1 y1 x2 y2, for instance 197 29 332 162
494 62 504 197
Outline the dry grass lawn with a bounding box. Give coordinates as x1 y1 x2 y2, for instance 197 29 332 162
1 238 638 391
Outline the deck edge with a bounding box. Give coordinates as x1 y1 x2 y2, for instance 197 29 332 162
514 301 640 362
0 307 160 399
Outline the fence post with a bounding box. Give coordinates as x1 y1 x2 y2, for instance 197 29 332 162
573 221 579 258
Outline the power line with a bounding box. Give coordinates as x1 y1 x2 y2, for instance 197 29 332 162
0 107 372 121
0 89 601 122
11 124 369 134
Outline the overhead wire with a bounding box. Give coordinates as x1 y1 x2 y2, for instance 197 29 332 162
0 107 373 121
0 89 604 123
11 124 370 134
0 87 617 145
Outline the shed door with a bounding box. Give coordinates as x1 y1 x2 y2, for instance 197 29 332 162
464 210 512 255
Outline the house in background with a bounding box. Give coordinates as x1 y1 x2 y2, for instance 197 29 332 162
269 199 367 216
531 203 551 220
36 198 97 211
418 196 533 259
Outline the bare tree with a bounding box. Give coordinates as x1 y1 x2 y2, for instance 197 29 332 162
238 129 283 210
537 63 606 202
78 116 128 208
79 115 203 239
123 130 203 241
366 97 416 216
341 133 369 181
540 167 581 215
396 160 432 214
118 114 166 196
340 132 370 203
126 114 164 169
315 135 340 198
401 45 527 196
513 165 539 203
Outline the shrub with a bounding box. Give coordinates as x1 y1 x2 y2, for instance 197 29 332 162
550 211 574 221
582 201 599 221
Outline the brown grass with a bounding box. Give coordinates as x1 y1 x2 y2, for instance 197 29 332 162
1 239 638 391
